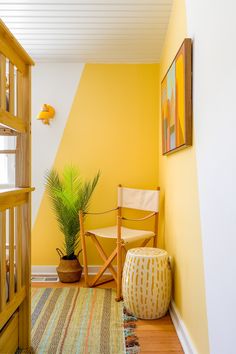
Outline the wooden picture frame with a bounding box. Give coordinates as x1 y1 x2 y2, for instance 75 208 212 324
161 38 192 155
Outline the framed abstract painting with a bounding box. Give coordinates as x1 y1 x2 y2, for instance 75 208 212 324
161 38 192 155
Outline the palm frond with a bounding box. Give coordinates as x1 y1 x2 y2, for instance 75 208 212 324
79 171 100 212
45 166 100 258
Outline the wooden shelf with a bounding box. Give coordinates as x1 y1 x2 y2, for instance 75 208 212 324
0 17 33 350
0 287 26 330
0 187 34 196
0 187 35 211
0 109 26 133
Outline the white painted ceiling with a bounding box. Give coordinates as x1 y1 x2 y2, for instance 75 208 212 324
0 0 173 63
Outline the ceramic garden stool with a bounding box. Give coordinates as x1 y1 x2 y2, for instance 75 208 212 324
122 247 172 319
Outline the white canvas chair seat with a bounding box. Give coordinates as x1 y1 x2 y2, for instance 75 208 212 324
79 185 160 301
87 226 155 243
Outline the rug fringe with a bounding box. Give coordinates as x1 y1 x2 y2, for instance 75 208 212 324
123 307 140 354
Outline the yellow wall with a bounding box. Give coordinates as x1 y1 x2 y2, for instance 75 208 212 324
32 64 159 265
158 1 209 353
32 13 209 352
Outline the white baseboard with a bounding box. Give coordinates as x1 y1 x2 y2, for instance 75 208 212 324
169 300 197 354
32 265 112 276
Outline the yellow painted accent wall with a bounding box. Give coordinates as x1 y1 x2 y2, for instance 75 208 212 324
158 1 209 353
32 64 159 266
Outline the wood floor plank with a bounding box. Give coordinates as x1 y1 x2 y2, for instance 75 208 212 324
32 276 183 354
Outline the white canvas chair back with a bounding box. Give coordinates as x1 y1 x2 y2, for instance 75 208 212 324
118 187 159 212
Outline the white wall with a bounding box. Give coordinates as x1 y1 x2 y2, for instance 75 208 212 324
32 63 84 224
185 1 236 353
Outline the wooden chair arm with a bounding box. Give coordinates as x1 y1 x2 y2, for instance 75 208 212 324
83 207 118 215
120 212 156 222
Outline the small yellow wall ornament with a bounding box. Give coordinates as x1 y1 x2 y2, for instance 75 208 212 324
37 104 55 125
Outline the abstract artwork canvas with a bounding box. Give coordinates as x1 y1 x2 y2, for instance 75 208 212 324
161 38 192 155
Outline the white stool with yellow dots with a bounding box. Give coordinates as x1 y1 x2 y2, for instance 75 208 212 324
122 247 172 319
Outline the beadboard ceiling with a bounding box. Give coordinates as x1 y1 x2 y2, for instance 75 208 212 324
0 0 173 63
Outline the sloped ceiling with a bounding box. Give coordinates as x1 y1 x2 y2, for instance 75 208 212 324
0 0 173 63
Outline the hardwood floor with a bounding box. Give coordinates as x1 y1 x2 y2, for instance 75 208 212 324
32 276 183 354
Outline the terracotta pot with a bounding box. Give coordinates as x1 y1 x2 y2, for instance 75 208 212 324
56 248 83 283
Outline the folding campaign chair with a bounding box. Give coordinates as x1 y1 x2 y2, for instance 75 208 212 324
79 185 160 301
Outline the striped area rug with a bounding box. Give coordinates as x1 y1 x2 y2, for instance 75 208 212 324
31 287 125 354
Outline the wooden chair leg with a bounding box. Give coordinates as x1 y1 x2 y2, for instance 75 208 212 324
153 235 158 248
92 276 114 287
116 243 123 301
154 212 159 248
116 212 123 302
90 234 117 282
90 248 117 287
79 211 89 287
141 238 151 247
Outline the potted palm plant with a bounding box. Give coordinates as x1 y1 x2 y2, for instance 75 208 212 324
45 166 100 283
